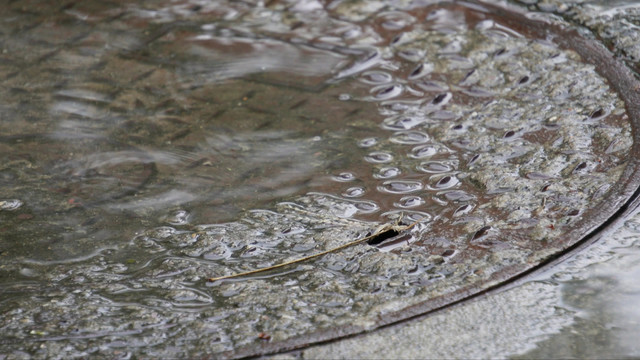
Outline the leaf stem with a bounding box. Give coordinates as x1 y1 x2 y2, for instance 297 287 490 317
207 217 422 282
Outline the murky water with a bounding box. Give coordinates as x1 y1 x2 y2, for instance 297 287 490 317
0 0 639 358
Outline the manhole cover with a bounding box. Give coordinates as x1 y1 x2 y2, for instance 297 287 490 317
198 2 640 357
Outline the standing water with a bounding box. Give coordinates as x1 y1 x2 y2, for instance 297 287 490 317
1 0 640 358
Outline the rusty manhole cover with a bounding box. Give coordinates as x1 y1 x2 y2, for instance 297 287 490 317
202 2 640 357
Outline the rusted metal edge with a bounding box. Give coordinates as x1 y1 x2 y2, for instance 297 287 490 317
222 1 640 358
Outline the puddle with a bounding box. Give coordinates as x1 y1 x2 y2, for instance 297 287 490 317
0 0 639 358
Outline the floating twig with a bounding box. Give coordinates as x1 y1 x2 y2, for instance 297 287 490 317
207 217 422 282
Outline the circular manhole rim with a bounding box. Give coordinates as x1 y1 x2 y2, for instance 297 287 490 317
224 2 640 358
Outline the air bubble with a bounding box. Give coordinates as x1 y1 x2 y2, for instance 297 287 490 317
374 167 401 179
408 63 434 79
526 172 553 180
378 11 415 30
365 152 394 163
372 84 402 100
281 225 306 235
432 93 451 105
355 201 380 213
410 144 447 159
341 27 361 40
332 172 356 182
203 244 232 260
336 50 381 79
429 175 459 190
398 49 424 62
442 54 474 70
462 69 475 81
390 131 430 144
442 190 475 202
395 196 425 208
378 180 423 194
573 162 588 172
418 161 454 173
453 204 474 217
360 71 393 84
383 210 431 223
451 138 478 151
429 110 457 120
293 240 316 252
441 249 455 257
358 137 378 147
324 256 348 271
239 245 266 258
472 225 491 240
410 64 424 78
382 116 425 130
343 187 365 198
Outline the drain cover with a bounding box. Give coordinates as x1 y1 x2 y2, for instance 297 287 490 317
198 2 640 357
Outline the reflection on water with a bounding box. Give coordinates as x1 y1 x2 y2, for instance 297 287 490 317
0 11 377 261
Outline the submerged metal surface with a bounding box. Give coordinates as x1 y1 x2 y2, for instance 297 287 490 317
293 209 640 359
1 0 640 358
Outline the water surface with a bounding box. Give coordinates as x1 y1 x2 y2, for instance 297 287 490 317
0 0 639 358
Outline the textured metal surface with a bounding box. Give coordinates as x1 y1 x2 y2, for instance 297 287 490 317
223 1 640 357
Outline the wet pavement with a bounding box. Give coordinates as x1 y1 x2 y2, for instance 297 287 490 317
1 0 640 358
